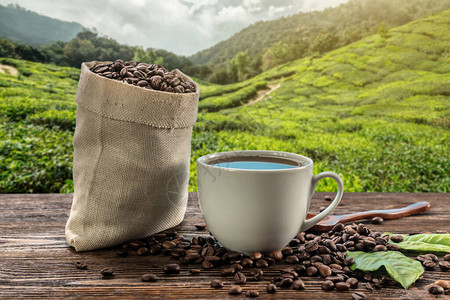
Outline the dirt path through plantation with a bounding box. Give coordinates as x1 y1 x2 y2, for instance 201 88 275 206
245 82 281 106
0 64 19 76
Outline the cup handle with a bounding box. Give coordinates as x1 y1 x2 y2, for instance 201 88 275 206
300 171 344 232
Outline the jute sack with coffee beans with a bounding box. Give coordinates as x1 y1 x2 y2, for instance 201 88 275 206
65 61 199 251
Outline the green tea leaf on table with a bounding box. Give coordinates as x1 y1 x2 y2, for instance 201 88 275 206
346 251 424 289
386 233 450 252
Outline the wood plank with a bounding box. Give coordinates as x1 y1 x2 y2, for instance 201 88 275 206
0 192 449 299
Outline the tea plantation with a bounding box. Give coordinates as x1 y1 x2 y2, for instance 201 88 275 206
1 11 449 193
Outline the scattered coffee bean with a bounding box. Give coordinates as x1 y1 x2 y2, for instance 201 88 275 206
322 280 334 290
246 290 259 298
325 275 344 283
231 263 243 271
439 261 450 271
241 258 253 267
306 266 318 276
270 250 283 261
162 241 177 249
423 260 435 270
344 257 355 266
390 235 404 243
332 223 345 232
75 262 87 270
292 279 305 290
426 254 438 262
286 255 300 264
228 285 242 295
205 255 221 263
221 268 235 276
137 247 149 256
324 195 332 201
250 268 263 281
255 259 268 268
347 277 359 288
371 217 383 224
319 265 332 278
234 272 246 284
386 243 399 251
195 223 207 230
163 264 180 274
189 269 201 275
101 268 114 277
210 279 224 288
335 282 350 291
141 273 157 282
431 280 450 289
428 285 444 295
266 283 277 293
319 206 327 212
110 214 445 297
444 254 450 261
250 252 262 260
149 244 162 255
282 246 294 256
202 260 213 269
228 251 243 260
351 291 367 300
373 245 387 252
305 241 319 252
279 277 294 287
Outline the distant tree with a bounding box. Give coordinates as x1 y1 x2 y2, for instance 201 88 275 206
377 22 389 39
248 53 262 77
76 29 98 41
42 41 68 65
15 43 47 62
227 59 239 82
228 50 251 81
63 38 97 67
262 41 288 71
309 31 339 54
286 39 309 61
198 64 212 78
133 47 163 65
0 38 17 58
340 29 363 45
210 65 231 84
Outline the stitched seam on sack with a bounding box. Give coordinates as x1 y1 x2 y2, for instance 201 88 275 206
76 102 196 129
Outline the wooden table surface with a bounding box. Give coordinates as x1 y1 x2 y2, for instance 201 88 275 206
1 192 449 299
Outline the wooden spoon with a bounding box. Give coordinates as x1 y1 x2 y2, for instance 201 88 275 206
307 201 430 232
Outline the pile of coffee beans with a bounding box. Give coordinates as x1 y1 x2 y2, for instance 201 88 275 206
89 60 196 94
80 221 448 297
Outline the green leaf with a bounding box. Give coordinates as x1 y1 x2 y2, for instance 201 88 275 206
386 233 450 252
346 251 424 289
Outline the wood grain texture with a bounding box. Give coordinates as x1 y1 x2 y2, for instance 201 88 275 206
0 192 449 299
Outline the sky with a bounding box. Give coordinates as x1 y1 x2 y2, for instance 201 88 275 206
0 0 349 56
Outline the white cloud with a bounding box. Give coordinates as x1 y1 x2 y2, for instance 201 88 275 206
0 0 348 55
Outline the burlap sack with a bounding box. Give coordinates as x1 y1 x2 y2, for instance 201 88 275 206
65 61 199 251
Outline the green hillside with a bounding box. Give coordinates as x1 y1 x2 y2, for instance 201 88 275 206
0 11 449 193
0 4 83 45
190 0 450 65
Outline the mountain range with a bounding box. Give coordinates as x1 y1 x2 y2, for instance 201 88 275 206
0 4 83 45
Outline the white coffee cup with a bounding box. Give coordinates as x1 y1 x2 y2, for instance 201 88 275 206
197 150 343 255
